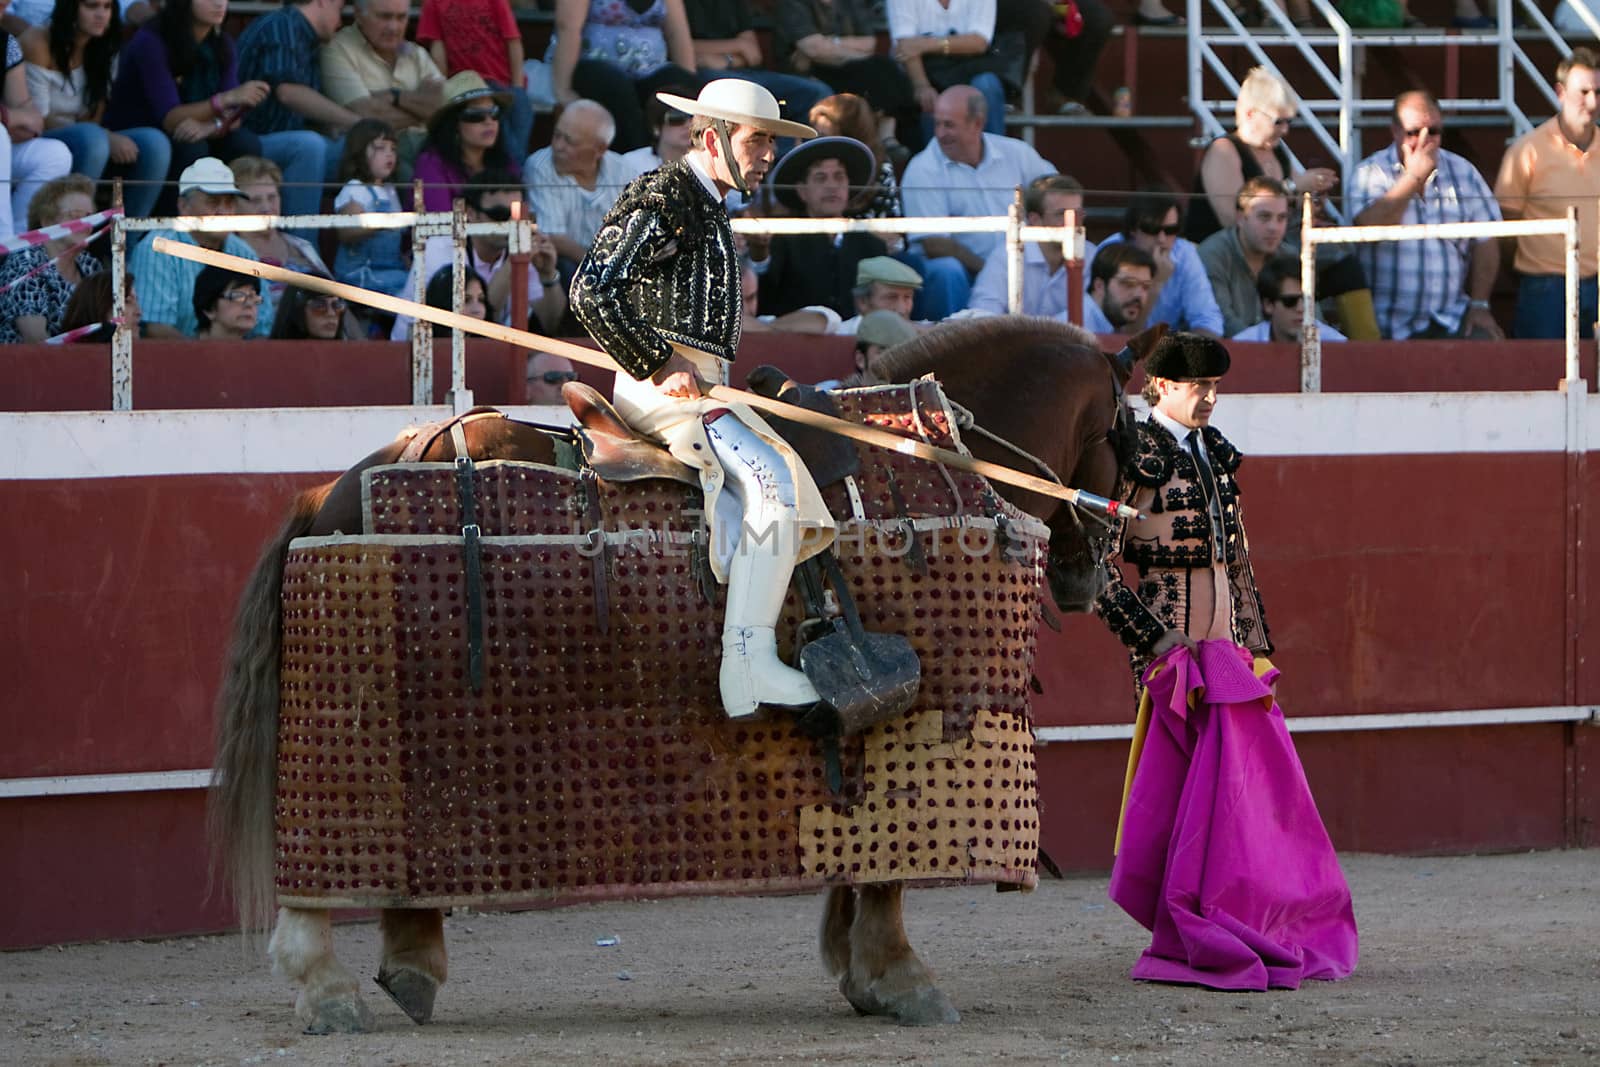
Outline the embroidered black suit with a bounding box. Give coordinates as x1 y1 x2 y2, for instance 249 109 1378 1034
1095 418 1272 678
570 160 741 381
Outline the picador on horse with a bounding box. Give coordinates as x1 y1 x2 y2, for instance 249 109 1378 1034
571 79 857 721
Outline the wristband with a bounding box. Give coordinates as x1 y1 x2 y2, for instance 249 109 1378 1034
1467 298 1490 310
539 273 559 286
1282 177 1298 195
941 36 951 55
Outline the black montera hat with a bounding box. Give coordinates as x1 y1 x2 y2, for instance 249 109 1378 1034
1146 332 1231 380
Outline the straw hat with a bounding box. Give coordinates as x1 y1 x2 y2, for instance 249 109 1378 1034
428 71 514 138
767 136 875 214
656 79 816 140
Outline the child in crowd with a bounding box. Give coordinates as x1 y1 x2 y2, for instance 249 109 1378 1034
333 119 409 299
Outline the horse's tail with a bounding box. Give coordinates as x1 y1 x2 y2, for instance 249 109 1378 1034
207 483 330 935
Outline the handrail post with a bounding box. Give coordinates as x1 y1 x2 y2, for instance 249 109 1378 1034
411 179 432 405
1006 190 1024 315
110 214 131 411
1066 208 1083 327
1300 193 1321 393
1565 205 1580 387
449 198 472 414
510 199 531 402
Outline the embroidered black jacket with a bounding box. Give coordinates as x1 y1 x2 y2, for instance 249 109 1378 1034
570 160 741 381
1094 418 1272 658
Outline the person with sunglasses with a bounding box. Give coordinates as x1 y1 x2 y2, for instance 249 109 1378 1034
414 71 517 213
1350 89 1502 342
1228 254 1345 344
619 88 694 180
389 166 566 339
270 273 352 339
1097 186 1223 337
1186 67 1337 246
523 351 578 404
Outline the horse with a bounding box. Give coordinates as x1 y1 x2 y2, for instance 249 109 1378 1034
209 317 1155 1033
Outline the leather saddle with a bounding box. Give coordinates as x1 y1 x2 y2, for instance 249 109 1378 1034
562 381 700 486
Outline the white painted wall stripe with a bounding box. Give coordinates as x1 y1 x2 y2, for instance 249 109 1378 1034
0 405 575 480
4 707 1593 799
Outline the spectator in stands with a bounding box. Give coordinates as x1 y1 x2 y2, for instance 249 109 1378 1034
1197 176 1292 337
3 0 152 35
809 93 903 219
1084 242 1156 335
415 72 517 212
1351 89 1502 341
852 307 919 381
546 0 704 153
129 157 274 338
681 0 830 145
333 119 408 297
969 173 1094 318
416 0 534 160
192 264 265 340
22 0 170 219
0 18 71 242
230 155 334 308
840 255 922 334
237 0 359 219
523 98 631 270
738 254 836 333
59 267 141 341
888 0 1013 136
423 262 491 337
103 0 269 218
525 351 578 403
0 172 99 341
619 89 692 179
1495 48 1600 340
392 167 565 338
900 84 1054 318
270 276 349 339
1000 0 1112 117
775 0 916 157
750 135 885 318
319 0 445 177
1099 187 1223 337
1231 254 1346 343
1186 67 1338 245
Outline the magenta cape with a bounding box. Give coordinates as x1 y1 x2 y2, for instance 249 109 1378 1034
1108 641 1359 990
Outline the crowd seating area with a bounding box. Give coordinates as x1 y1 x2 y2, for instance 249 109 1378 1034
1 0 1597 355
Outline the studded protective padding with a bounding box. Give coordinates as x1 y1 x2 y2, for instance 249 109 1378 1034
274 383 1046 909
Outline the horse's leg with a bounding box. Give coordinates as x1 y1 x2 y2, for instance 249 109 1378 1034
375 908 448 1025
819 885 856 978
268 907 375 1034
838 883 960 1026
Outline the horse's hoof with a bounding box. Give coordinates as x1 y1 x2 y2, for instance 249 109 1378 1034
375 966 439 1025
890 986 961 1027
301 995 374 1035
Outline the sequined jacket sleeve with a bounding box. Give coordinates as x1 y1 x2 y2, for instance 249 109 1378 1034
569 161 741 382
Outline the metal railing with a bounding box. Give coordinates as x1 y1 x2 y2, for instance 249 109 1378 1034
109 203 538 411
731 199 1088 324
1297 198 1581 390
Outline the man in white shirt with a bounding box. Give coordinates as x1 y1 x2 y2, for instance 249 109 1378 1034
1229 255 1347 343
523 100 633 270
838 256 924 335
970 173 1096 317
391 168 565 337
900 85 1055 319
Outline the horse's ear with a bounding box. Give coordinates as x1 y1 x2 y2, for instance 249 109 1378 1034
1105 324 1167 383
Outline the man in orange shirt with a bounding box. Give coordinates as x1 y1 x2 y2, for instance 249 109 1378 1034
1494 47 1600 338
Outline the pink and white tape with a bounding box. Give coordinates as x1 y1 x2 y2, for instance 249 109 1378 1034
45 317 123 345
0 207 123 257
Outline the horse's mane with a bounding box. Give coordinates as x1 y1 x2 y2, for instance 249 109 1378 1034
868 316 1101 384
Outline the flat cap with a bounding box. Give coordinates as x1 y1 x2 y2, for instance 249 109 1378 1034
856 309 919 349
855 256 923 289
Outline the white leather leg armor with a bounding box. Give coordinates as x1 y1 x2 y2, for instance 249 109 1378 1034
705 413 820 718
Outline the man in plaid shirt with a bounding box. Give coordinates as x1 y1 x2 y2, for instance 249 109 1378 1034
1350 90 1503 341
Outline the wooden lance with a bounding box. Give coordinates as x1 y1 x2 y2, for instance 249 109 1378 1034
150 238 1140 521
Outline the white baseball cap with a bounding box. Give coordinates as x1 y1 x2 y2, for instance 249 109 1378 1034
178 157 245 197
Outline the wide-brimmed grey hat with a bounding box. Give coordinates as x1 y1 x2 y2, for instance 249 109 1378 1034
767 136 875 214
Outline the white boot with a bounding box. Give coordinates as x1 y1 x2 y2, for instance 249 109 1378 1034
706 415 820 719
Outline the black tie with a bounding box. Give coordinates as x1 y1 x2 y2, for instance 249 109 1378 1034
1188 430 1223 558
